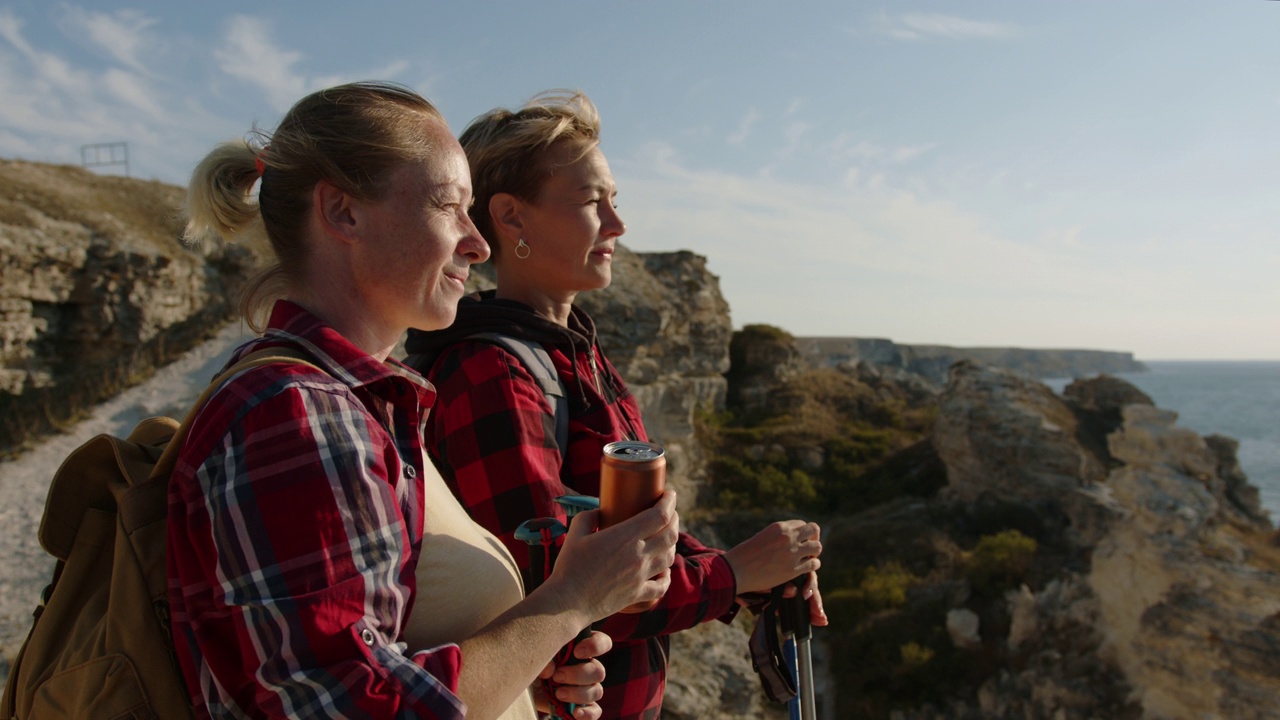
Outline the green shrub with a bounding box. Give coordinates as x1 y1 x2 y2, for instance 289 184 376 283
899 641 935 669
709 456 817 511
826 562 916 618
967 530 1037 593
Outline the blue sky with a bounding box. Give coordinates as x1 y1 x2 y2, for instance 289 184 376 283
1 1 1276 360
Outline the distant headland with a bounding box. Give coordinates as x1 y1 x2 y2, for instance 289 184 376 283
796 336 1147 384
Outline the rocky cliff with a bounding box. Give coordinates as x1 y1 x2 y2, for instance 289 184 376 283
0 159 256 454
798 336 1147 384
819 363 1280 719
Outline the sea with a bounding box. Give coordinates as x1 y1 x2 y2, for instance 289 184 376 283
1046 361 1280 520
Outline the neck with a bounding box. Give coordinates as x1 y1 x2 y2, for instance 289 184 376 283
494 266 576 327
287 271 401 363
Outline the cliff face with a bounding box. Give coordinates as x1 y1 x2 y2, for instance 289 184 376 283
579 248 732 508
798 336 1147 384
922 363 1280 719
0 160 255 453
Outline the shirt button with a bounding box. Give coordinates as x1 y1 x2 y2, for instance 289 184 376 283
404 465 417 479
361 628 376 646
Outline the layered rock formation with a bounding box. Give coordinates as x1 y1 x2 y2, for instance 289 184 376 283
916 363 1280 719
0 160 255 453
798 336 1147 384
580 249 732 508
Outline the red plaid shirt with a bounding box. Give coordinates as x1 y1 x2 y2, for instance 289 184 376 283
167 301 465 719
420 328 738 720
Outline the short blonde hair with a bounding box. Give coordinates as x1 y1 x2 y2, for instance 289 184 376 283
183 81 445 330
459 90 601 260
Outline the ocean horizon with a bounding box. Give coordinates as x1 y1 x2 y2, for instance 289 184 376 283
1048 361 1280 520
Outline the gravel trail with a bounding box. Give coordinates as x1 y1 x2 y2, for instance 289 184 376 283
0 321 254 686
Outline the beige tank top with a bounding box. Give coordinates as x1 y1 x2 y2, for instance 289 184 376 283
403 460 537 720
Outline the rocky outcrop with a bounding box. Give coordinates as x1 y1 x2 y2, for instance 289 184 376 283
724 324 808 417
922 364 1280 719
798 336 1147 384
580 249 732 507
0 160 255 453
665 615 785 720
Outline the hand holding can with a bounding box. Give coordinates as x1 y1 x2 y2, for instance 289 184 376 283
599 441 667 612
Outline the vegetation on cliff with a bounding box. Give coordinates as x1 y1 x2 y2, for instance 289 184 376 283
704 326 1280 719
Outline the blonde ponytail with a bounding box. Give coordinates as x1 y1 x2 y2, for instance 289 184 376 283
183 140 263 246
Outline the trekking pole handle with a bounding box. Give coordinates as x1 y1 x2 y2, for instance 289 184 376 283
774 574 812 641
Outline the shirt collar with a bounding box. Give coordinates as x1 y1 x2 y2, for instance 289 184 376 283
238 300 435 404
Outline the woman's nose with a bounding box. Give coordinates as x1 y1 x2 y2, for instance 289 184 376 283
459 215 491 263
602 202 626 238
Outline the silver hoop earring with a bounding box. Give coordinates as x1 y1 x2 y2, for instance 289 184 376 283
514 238 531 259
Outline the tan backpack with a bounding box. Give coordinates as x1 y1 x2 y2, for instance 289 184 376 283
1 349 318 720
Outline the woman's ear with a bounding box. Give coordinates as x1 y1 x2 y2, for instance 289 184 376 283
312 180 361 245
489 192 524 241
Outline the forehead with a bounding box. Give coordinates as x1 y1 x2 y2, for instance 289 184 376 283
397 121 470 193
541 142 613 188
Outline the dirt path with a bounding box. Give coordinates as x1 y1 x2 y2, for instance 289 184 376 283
0 321 254 687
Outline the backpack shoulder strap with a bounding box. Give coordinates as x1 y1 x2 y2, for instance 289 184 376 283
149 346 323 481
469 332 569 454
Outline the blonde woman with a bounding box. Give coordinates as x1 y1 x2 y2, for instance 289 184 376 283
405 91 826 719
170 82 679 720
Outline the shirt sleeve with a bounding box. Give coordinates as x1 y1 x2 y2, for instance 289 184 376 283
169 382 466 720
426 343 740 638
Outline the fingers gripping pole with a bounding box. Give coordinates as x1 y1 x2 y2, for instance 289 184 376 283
776 575 816 720
515 514 590 720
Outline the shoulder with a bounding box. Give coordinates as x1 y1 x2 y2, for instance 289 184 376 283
429 338 546 388
182 362 372 461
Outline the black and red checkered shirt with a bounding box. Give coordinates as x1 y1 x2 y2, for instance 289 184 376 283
410 300 739 720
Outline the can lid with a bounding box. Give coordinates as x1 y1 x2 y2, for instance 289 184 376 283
603 440 664 462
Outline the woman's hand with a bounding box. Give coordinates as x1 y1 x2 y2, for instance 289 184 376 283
546 489 679 622
534 631 612 720
724 519 823 601
774 570 828 627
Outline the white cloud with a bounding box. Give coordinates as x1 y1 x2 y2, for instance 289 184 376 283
0 6 235 181
727 109 758 145
613 142 1170 347
103 67 166 118
215 16 307 113
780 120 810 158
214 15 412 114
59 7 159 75
872 12 1020 42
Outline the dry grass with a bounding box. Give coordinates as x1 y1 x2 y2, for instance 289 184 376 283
0 159 188 255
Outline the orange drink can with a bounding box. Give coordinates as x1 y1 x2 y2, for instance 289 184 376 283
599 440 667 612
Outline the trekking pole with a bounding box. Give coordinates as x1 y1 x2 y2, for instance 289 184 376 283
514 515 591 720
554 494 600 519
775 575 816 720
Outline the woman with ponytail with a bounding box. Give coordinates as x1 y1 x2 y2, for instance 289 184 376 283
167 82 680 720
